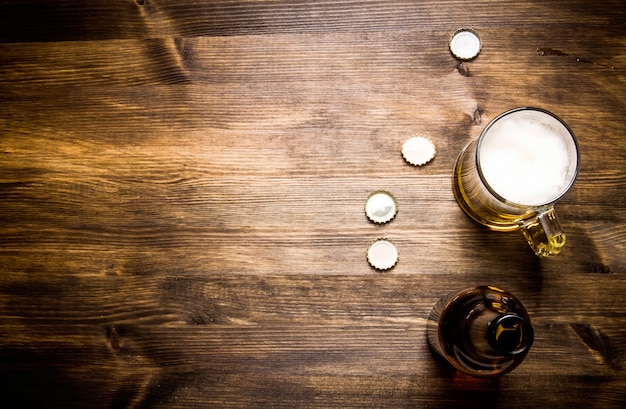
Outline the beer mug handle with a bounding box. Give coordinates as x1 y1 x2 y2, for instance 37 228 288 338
519 207 566 257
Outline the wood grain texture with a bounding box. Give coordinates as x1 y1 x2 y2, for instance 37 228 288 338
1 1 625 408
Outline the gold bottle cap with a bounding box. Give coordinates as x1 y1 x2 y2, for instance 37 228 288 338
449 28 482 60
365 191 398 224
402 136 436 166
367 239 398 271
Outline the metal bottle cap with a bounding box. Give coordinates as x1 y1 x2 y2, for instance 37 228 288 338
365 191 398 224
367 239 398 271
402 136 436 166
449 28 482 60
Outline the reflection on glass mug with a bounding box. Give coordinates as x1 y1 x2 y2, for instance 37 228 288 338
453 107 579 257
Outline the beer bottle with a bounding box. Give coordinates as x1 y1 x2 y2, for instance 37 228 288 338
427 286 534 377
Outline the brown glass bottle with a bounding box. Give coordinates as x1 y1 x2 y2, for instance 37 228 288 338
427 286 534 377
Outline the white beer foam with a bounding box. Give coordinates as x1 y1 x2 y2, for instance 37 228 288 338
479 113 575 206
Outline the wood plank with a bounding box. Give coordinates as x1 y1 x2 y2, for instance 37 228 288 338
2 273 625 322
1 273 625 407
1 0 624 42
1 173 623 275
2 29 625 87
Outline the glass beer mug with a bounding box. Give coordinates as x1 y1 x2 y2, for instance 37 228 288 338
453 107 579 257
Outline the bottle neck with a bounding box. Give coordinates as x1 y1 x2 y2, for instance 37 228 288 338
467 308 533 358
488 314 534 357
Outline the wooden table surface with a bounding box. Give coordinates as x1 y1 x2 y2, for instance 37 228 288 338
1 1 625 408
